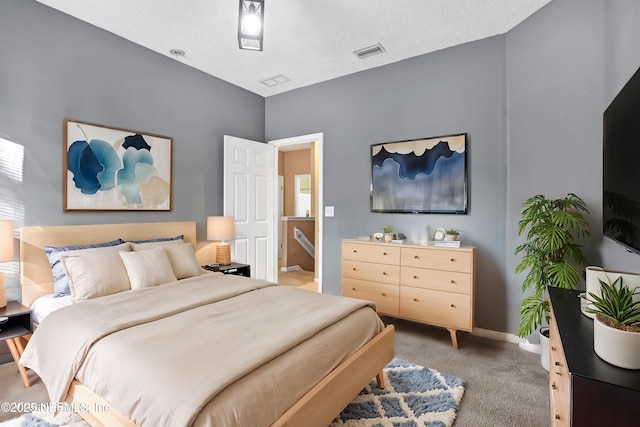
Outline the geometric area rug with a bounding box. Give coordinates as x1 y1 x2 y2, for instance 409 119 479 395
329 358 466 427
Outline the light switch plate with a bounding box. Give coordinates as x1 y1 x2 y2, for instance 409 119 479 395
325 206 335 217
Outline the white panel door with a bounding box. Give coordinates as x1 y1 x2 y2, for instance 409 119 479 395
224 136 276 281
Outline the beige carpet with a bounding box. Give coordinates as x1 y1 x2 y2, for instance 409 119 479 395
0 318 549 426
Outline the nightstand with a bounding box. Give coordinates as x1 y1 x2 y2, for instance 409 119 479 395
0 301 32 388
204 262 251 277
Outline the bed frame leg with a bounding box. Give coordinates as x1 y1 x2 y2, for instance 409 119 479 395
375 371 385 389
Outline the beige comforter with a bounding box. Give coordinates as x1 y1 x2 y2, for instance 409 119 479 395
21 273 382 426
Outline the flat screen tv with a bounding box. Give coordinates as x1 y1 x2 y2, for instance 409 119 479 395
603 66 640 254
370 133 468 214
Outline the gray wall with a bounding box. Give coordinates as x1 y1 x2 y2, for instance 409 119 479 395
267 0 640 335
505 0 606 336
0 0 265 301
266 37 509 331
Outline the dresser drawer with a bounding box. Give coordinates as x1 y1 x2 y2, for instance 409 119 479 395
342 278 399 316
549 310 571 426
343 259 400 285
401 266 471 294
399 287 471 330
343 242 400 265
401 247 472 274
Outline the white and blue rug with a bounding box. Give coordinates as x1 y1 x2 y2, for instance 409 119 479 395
330 358 465 427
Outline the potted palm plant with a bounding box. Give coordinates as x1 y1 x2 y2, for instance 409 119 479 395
586 277 640 369
514 193 591 369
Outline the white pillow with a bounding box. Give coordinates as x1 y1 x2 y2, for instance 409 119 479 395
60 250 131 302
119 246 178 289
131 239 184 251
163 243 204 280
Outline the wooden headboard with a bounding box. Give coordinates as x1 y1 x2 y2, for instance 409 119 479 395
20 221 197 307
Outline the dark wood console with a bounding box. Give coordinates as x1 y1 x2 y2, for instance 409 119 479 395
548 287 640 426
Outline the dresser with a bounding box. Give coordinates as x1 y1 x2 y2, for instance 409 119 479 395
341 239 475 349
548 287 640 426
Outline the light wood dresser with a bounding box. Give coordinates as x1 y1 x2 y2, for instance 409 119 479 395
341 239 475 349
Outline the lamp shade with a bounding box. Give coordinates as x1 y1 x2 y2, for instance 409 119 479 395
207 216 236 241
0 220 13 262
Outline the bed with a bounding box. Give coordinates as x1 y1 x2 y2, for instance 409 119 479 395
18 221 394 427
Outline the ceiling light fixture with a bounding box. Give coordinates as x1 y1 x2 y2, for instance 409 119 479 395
169 48 185 57
238 0 264 51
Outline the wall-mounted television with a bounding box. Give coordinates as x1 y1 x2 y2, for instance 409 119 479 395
603 66 640 254
370 133 468 214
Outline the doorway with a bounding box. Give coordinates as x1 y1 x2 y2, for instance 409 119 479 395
269 133 323 292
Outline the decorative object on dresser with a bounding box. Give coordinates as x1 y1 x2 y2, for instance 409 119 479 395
444 228 459 241
207 216 236 266
370 133 468 214
514 193 591 370
342 239 475 349
382 224 395 242
585 276 640 369
548 287 640 426
0 219 13 308
64 120 172 211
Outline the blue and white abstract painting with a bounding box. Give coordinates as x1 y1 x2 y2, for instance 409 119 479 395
371 133 467 213
65 120 172 211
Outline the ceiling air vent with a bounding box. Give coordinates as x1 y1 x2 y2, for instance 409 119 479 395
353 43 386 59
259 74 291 87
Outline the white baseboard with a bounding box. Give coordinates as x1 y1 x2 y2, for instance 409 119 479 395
471 327 541 354
280 265 302 272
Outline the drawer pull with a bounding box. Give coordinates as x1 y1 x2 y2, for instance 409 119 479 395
450 280 455 284
353 250 357 253
413 298 419 302
450 304 456 308
555 414 561 420
382 293 386 296
413 275 418 279
450 258 455 262
551 346 557 351
382 272 387 275
352 287 356 291
551 383 557 390
383 252 388 255
352 267 357 271
414 255 419 259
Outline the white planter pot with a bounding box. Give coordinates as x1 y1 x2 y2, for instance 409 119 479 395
593 318 640 369
584 266 640 318
540 327 550 371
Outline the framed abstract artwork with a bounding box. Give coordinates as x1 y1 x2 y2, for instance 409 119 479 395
370 133 468 214
64 120 173 211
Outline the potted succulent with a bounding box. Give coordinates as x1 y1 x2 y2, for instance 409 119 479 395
444 228 459 241
514 193 591 369
586 277 640 369
382 225 395 242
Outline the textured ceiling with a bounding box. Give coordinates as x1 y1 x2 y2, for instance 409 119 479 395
35 0 552 97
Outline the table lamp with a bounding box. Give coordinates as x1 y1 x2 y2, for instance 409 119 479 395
0 220 13 308
207 216 235 266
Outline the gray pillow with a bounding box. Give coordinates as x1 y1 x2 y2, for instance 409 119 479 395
44 238 124 297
